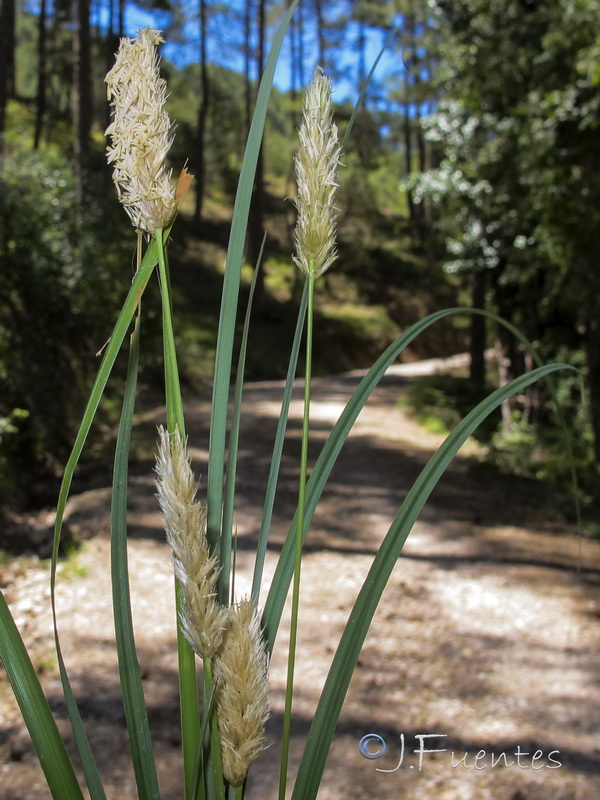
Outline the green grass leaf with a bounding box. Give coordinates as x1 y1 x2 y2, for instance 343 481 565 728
261 307 469 650
206 0 301 573
155 229 201 799
251 281 309 603
291 361 575 800
261 307 578 651
0 592 85 800
111 307 161 799
50 245 158 800
221 240 264 604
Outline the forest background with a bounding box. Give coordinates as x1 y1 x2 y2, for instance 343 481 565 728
0 0 599 541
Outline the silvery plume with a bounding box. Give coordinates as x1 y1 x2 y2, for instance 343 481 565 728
293 68 342 278
105 28 177 234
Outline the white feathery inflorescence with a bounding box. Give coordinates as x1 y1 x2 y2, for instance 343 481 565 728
214 599 270 787
105 28 177 234
155 426 228 660
293 68 342 279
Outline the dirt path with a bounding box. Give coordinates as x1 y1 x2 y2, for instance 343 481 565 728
1 358 599 800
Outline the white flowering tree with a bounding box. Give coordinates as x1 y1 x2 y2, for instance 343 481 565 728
412 0 600 468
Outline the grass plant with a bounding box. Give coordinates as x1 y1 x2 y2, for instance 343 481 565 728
0 18 578 800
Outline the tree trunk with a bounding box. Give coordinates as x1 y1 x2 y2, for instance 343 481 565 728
247 0 266 306
72 0 93 207
412 75 427 239
194 0 209 225
357 20 366 97
0 0 16 160
585 315 600 466
314 0 325 68
102 0 119 187
243 0 253 139
469 268 486 388
402 102 415 221
297 0 305 88
289 0 298 97
118 0 125 37
402 7 419 226
496 323 515 434
415 97 427 179
34 0 48 150
421 42 438 274
494 275 523 433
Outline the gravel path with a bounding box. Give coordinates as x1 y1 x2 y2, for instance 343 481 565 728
1 358 599 800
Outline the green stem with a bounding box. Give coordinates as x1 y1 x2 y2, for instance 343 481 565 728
203 660 225 800
278 277 315 800
156 228 185 435
155 228 199 800
219 243 263 604
111 302 161 799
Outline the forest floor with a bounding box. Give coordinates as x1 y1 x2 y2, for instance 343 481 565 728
1 356 599 800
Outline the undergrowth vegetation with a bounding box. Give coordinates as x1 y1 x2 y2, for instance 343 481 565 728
0 98 465 514
401 374 500 438
0 147 132 505
403 365 597 516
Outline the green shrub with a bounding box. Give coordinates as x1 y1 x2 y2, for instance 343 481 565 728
0 149 131 507
402 373 501 439
486 347 596 499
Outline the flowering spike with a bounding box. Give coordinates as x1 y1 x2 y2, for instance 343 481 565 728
105 28 177 234
293 68 342 279
214 599 270 786
155 426 228 660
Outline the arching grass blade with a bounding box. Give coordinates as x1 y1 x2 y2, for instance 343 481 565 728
206 0 301 573
291 362 575 800
50 247 158 800
111 306 161 800
251 281 309 603
0 592 85 800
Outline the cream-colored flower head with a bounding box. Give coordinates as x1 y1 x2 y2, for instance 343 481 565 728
155 426 228 660
293 68 342 279
214 599 270 786
105 28 176 234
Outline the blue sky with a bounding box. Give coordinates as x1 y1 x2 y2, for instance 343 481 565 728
121 1 401 104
